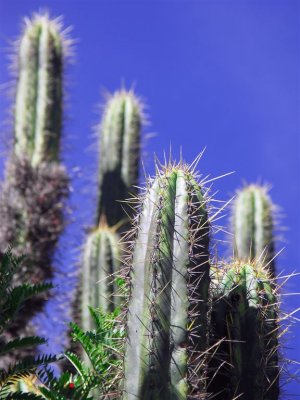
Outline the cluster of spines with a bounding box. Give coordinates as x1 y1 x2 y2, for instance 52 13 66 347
121 162 211 400
208 261 280 400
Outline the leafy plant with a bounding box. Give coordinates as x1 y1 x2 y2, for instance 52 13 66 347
0 250 57 397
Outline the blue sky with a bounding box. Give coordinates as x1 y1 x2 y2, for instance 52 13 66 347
0 0 299 396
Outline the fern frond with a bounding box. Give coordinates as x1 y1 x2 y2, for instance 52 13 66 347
0 337 46 355
4 392 46 400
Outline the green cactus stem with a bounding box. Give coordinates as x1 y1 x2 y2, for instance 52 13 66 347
208 261 279 400
81 224 122 333
14 13 65 167
122 162 210 400
0 13 69 365
0 12 69 283
96 90 143 227
232 185 276 276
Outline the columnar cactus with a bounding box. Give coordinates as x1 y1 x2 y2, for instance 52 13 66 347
81 224 121 333
14 14 64 167
122 163 210 400
96 90 143 227
77 89 143 324
72 90 143 363
208 262 279 400
0 12 69 277
0 13 69 364
232 185 276 275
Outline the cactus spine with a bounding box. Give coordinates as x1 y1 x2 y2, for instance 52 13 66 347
122 163 210 400
209 262 279 400
96 90 143 227
81 225 121 333
232 185 276 275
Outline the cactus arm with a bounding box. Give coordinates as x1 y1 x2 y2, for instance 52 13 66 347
233 185 275 275
97 91 142 226
123 165 210 400
14 15 63 167
209 263 279 400
81 228 121 333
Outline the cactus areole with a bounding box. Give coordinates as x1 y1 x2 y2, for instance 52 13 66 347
122 164 210 400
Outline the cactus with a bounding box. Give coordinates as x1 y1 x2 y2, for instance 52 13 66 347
122 162 210 400
67 89 143 368
81 224 121 333
0 13 69 364
14 13 64 167
74 89 143 342
208 261 279 400
232 185 276 275
96 90 143 227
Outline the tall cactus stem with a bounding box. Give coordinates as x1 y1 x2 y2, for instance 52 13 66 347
122 162 210 400
14 13 65 167
96 90 143 227
0 13 70 365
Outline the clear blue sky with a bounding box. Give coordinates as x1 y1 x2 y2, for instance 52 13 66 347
0 0 299 396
